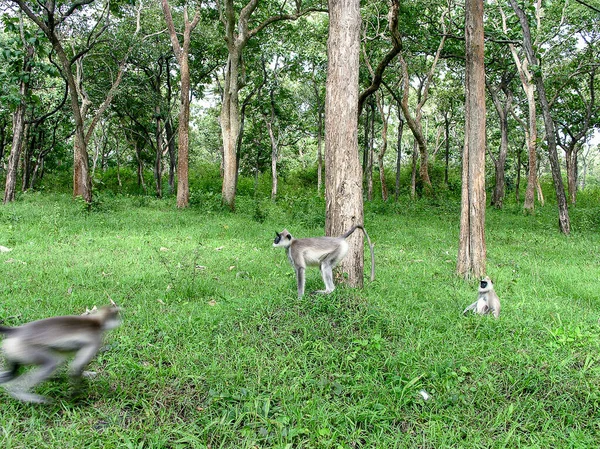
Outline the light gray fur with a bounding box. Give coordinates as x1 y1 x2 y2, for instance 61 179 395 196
273 225 375 299
0 306 120 403
462 276 501 318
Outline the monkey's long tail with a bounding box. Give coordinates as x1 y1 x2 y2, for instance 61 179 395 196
342 225 375 282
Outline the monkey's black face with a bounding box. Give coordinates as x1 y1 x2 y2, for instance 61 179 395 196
274 232 281 245
480 280 488 289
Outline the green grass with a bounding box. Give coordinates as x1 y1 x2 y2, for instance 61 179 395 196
0 191 599 448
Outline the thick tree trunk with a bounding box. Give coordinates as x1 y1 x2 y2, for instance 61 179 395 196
176 53 191 208
221 51 242 210
325 0 364 288
457 0 486 279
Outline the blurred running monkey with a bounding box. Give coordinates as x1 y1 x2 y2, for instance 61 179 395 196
0 305 120 403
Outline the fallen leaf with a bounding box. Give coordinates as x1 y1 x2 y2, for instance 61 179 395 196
215 246 224 251
208 300 217 306
195 265 207 271
0 246 12 253
160 247 170 252
229 265 235 271
157 299 165 305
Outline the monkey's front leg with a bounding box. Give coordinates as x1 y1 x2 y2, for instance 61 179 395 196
296 267 306 299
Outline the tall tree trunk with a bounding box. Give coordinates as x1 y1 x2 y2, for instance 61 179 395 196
395 104 403 201
410 140 417 199
317 105 324 195
325 0 364 288
509 0 570 234
366 100 375 201
154 103 163 198
22 125 35 191
221 48 242 210
457 0 486 279
165 117 176 194
487 79 512 209
3 44 33 204
375 92 389 201
362 98 370 173
565 146 577 204
161 1 201 208
515 143 522 204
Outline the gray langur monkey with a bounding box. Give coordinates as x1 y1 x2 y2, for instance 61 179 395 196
273 225 375 299
0 305 121 403
462 276 501 318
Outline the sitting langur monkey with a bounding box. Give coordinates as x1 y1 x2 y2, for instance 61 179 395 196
462 276 501 318
273 225 375 298
0 305 121 403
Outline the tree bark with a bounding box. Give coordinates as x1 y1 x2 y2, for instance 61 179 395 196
161 0 201 208
375 92 389 201
509 0 570 234
457 0 486 279
395 103 403 201
4 43 33 204
487 78 512 209
325 0 364 288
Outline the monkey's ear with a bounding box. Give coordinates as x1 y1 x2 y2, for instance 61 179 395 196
286 234 292 240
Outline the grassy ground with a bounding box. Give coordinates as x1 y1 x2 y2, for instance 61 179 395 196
0 191 599 448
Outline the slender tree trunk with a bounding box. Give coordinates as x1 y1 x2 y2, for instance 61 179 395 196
161 1 201 208
565 145 577 204
395 105 404 201
165 117 176 194
410 140 417 199
487 80 512 208
325 0 364 288
22 125 35 191
515 143 522 204
317 106 323 195
375 92 389 201
457 0 486 279
154 108 163 199
367 100 375 201
509 0 570 234
4 46 32 204
523 84 537 213
362 99 370 173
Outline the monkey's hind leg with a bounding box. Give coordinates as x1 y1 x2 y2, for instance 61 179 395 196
5 350 65 404
314 263 335 295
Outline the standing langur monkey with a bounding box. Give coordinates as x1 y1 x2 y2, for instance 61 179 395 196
274 225 375 299
0 305 121 403
463 276 501 318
